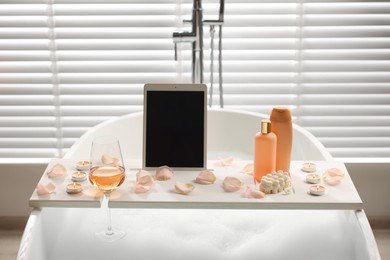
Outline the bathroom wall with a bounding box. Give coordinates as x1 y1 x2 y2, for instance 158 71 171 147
0 164 45 217
0 162 389 220
346 163 390 218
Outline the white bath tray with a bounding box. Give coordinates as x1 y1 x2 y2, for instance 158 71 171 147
29 159 363 210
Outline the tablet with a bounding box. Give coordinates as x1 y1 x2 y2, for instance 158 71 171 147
143 83 207 170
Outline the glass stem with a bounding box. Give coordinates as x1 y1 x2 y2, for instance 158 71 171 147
102 192 114 236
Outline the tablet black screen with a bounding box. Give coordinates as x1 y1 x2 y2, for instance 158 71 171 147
145 91 205 168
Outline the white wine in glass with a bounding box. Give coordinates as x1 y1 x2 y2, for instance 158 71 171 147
89 136 126 242
89 165 125 192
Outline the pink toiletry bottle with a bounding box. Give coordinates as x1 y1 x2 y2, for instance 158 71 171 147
254 119 277 183
270 107 293 172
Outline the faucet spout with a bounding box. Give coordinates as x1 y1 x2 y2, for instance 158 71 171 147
173 31 196 61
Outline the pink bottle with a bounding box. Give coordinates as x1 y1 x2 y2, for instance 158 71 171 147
254 119 277 183
270 107 293 172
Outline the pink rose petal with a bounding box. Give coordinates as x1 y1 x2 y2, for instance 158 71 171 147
134 183 152 193
156 166 174 181
326 168 345 178
323 175 343 186
101 154 120 166
36 183 56 195
245 186 265 199
218 156 234 167
240 163 254 175
136 170 154 186
134 170 154 193
323 168 345 186
174 182 194 195
222 177 242 192
47 164 67 178
195 170 216 185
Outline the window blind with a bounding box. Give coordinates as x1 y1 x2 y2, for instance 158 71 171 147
0 0 389 161
0 0 179 159
299 1 390 160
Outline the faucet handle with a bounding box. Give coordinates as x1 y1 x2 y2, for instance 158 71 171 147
173 31 181 61
174 42 178 61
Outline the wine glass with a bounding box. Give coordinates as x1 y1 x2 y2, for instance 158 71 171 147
89 136 126 242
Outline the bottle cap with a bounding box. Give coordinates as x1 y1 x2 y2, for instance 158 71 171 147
261 119 272 134
270 107 292 122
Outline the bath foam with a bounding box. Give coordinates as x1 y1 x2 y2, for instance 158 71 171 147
34 208 371 260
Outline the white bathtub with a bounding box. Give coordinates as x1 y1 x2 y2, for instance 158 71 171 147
17 207 379 260
17 109 380 259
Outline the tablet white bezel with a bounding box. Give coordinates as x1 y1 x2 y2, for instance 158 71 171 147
142 83 207 171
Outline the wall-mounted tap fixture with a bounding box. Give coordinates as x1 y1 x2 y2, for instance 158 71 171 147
173 0 204 84
173 0 225 107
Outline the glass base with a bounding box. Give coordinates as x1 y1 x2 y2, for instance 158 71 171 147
95 229 126 242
